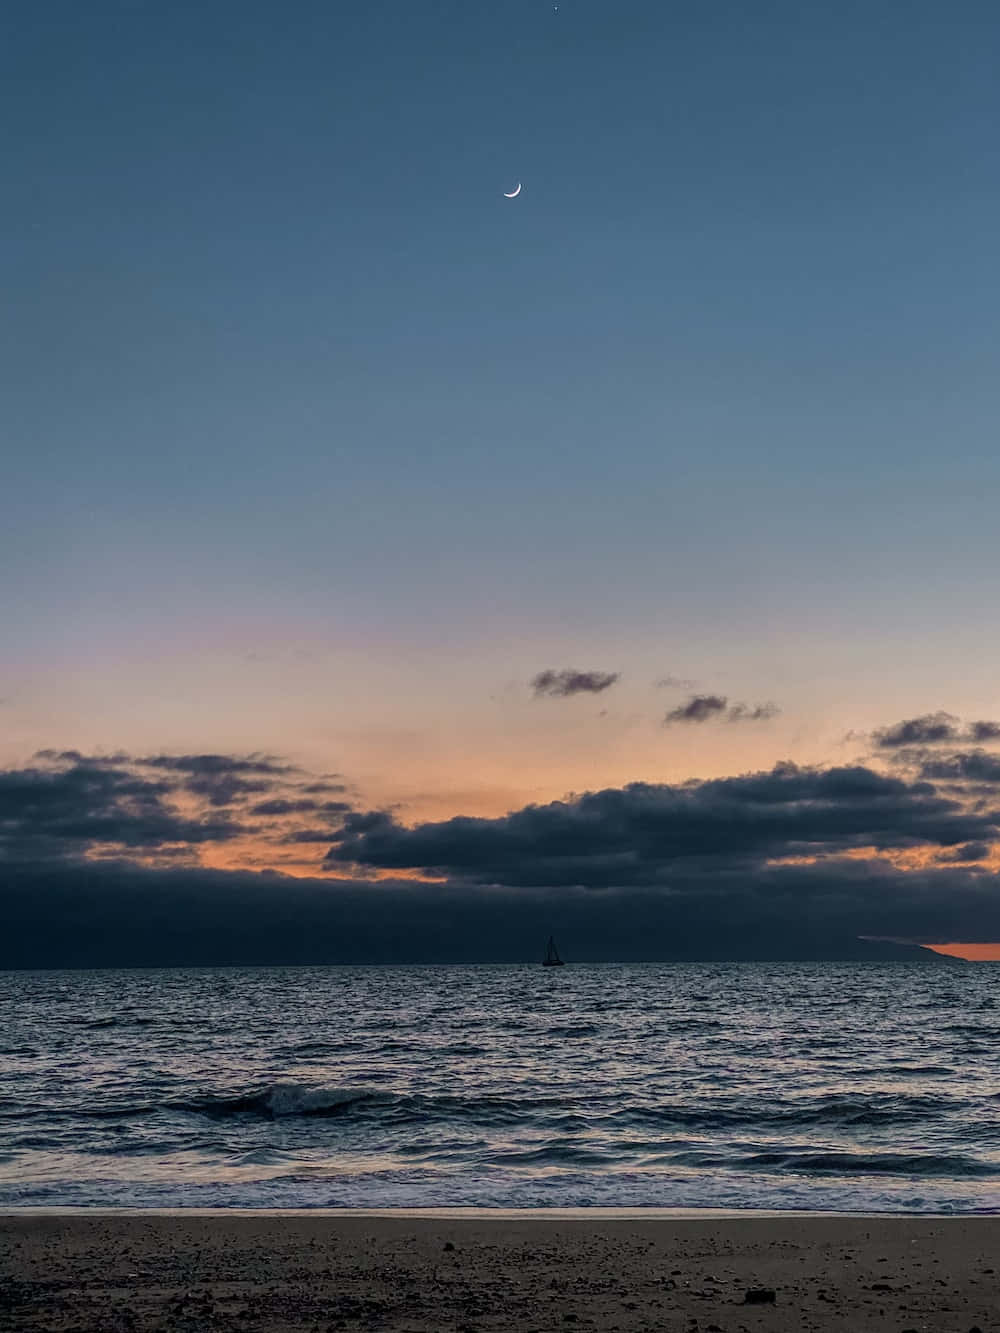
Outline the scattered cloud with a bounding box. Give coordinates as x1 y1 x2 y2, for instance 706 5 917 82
35 748 131 766
727 701 781 723
252 795 353 839
282 827 353 843
185 773 276 806
137 753 298 807
139 754 295 776
874 713 961 748
918 750 1000 785
251 798 327 816
874 714 1000 750
655 674 697 690
664 694 728 723
664 694 780 725
532 668 620 698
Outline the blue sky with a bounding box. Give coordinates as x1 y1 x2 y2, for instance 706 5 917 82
4 0 1000 816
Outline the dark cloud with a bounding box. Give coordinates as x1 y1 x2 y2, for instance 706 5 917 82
35 748 131 766
252 794 353 834
665 694 728 723
919 750 1000 784
531 669 620 698
250 798 325 816
0 752 345 865
970 720 1000 742
936 842 991 864
337 810 395 834
875 714 959 747
664 695 779 725
283 828 353 844
1 857 989 967
727 701 781 723
0 758 243 862
325 762 996 889
137 753 296 807
183 774 274 806
140 753 294 776
7 727 1000 966
249 797 351 818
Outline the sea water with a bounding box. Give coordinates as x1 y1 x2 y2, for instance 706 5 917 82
2 962 998 1212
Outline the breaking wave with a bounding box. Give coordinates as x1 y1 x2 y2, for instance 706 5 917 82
174 1083 381 1120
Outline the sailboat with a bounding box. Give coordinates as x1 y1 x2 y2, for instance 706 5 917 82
542 935 565 967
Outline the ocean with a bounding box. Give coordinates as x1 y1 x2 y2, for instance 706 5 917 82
2 962 998 1213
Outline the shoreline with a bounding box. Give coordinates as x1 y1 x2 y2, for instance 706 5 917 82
4 1203 999 1218
5 1211 1000 1331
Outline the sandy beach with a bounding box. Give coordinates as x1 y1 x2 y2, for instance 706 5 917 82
2 1212 997 1332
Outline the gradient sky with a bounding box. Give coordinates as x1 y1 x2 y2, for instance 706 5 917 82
4 3 1000 958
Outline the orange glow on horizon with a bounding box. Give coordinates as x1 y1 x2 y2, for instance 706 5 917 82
200 839 445 883
926 942 1000 961
768 843 1000 873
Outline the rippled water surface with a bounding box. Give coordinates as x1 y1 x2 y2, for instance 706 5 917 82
2 963 999 1211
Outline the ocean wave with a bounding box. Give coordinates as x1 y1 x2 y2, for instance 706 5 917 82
174 1082 382 1120
655 1146 993 1178
868 1064 956 1078
2 1084 970 1136
280 1040 350 1056
733 1150 999 1179
489 1143 618 1167
1 1084 591 1126
773 1093 954 1128
615 1092 954 1132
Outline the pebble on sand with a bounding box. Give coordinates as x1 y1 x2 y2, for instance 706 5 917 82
744 1287 777 1304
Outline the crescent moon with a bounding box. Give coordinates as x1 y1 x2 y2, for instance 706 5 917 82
503 183 522 198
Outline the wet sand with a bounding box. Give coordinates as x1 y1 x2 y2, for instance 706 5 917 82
1 1212 997 1331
